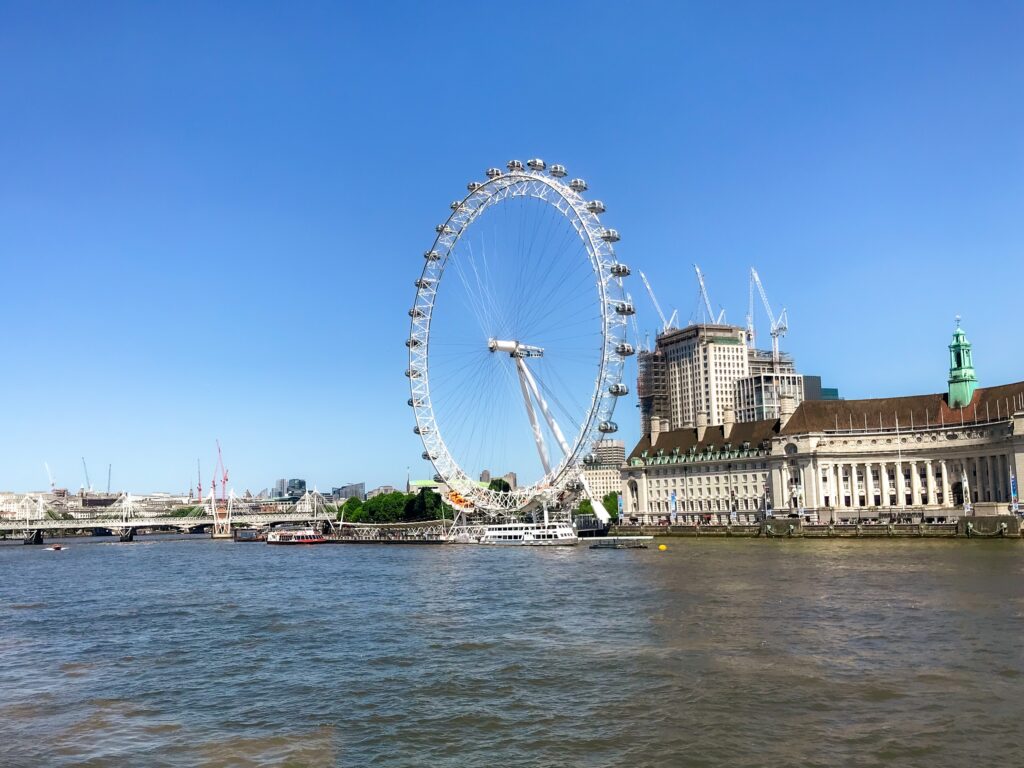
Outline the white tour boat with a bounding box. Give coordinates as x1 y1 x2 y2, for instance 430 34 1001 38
479 520 578 546
266 527 326 545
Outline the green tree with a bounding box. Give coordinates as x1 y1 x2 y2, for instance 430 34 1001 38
362 491 410 523
339 496 364 521
602 492 620 522
577 498 594 516
488 478 511 493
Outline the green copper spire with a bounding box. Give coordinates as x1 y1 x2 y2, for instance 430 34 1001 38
947 316 977 408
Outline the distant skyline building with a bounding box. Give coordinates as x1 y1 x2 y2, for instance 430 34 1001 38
274 478 287 497
332 482 365 501
285 479 306 498
366 485 396 499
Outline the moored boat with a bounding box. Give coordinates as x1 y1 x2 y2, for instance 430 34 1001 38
479 521 578 546
266 527 326 545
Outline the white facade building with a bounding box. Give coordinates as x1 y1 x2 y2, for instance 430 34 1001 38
582 440 625 501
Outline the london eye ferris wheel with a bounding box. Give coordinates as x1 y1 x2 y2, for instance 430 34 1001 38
407 159 633 519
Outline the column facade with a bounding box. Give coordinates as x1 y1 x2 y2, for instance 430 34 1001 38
896 462 906 506
865 462 876 507
910 461 921 507
925 460 937 506
940 459 951 507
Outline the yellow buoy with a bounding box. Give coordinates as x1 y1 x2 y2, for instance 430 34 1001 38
658 543 667 551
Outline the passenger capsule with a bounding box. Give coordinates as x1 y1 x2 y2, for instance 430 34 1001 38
549 164 567 178
409 307 424 318
586 200 606 214
405 368 420 378
405 338 421 348
433 474 444 483
609 383 629 396
415 278 432 289
436 224 454 235
598 421 619 434
507 159 524 171
485 168 503 179
467 181 483 192
424 250 440 261
614 301 635 316
565 480 584 492
413 425 431 435
527 158 546 171
422 451 437 461
450 200 462 211
601 228 620 243
610 262 631 277
583 453 599 465
616 342 635 356
407 398 418 407
569 178 588 192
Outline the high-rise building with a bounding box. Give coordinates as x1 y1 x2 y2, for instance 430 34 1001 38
479 470 491 484
273 479 287 497
734 349 803 422
285 479 306 498
638 323 750 430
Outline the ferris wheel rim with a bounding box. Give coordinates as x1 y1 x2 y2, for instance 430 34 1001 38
407 163 630 514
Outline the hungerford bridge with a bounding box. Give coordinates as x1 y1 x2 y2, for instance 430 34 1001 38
0 490 355 543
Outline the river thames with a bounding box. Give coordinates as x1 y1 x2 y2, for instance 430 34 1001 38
1 536 1022 767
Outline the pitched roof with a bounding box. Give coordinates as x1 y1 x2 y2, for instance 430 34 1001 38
628 419 780 460
781 381 1024 435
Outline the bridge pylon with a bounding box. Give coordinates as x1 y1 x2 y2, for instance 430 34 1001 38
211 489 233 539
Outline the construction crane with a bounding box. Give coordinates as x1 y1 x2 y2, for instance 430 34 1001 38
639 271 677 333
214 440 229 506
694 264 726 324
749 267 789 370
746 277 757 350
44 462 55 493
81 457 92 492
197 459 203 501
107 464 112 494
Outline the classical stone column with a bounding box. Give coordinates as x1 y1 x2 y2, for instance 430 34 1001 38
865 462 876 507
910 461 921 507
896 462 906 506
848 464 858 508
832 463 842 507
987 455 999 501
925 460 937 506
880 462 891 506
940 459 951 507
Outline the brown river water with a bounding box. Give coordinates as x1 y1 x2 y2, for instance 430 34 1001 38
1 535 1022 767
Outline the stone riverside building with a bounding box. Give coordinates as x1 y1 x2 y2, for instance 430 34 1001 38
622 322 1024 524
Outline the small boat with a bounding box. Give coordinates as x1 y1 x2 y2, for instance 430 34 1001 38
233 528 264 542
589 537 650 550
266 527 326 545
46 545 65 551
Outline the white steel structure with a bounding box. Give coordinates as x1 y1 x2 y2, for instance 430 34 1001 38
408 159 632 522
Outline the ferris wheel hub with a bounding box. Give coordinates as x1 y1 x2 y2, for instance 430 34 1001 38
487 338 544 358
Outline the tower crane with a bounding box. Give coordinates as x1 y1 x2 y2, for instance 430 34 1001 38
44 462 55 493
694 264 726 324
746 277 756 350
81 457 92 492
639 271 677 333
749 267 789 370
214 440 229 506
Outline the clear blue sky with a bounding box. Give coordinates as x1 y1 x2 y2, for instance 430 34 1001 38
1 1 1021 494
